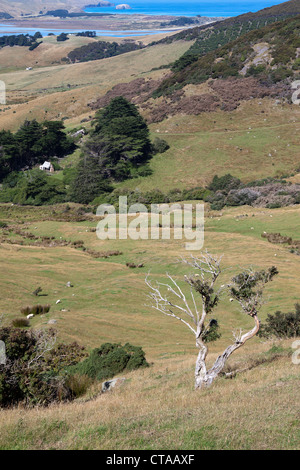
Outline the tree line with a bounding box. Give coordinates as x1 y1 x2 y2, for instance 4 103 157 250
70 97 154 204
0 98 166 206
0 120 76 206
0 32 42 49
0 120 75 181
66 41 144 63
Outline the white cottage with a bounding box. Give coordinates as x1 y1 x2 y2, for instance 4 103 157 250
39 161 54 173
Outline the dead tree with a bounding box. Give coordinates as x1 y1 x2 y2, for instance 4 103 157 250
146 252 278 390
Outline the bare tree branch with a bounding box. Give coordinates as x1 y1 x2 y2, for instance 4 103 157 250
146 255 278 390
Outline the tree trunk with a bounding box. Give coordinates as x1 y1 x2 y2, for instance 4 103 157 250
194 339 208 389
195 314 260 389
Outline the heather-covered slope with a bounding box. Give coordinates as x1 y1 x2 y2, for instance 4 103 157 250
153 0 300 73
152 14 300 98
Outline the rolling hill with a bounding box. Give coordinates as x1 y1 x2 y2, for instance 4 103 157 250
154 0 300 72
152 14 300 97
0 0 86 17
0 0 299 451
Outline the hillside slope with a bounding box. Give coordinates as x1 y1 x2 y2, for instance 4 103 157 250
149 15 300 102
0 40 193 130
154 0 300 71
0 35 99 71
0 202 299 449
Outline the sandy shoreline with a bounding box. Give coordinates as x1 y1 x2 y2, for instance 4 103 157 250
0 15 181 31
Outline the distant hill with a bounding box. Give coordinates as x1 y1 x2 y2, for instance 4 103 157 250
153 0 300 74
152 1 300 97
0 0 87 17
92 13 300 125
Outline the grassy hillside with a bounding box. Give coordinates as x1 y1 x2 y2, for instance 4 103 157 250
155 0 300 53
106 96 300 192
1 23 299 192
0 2 299 451
0 40 193 130
1 203 300 350
0 202 299 449
0 0 86 17
0 35 99 72
0 339 298 450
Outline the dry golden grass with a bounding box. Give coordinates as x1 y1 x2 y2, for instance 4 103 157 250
288 173 300 184
0 36 98 72
0 36 299 448
0 340 298 450
0 40 192 130
0 203 299 449
116 97 300 191
0 204 300 353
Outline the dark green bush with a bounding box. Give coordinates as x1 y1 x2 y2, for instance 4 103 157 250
258 304 300 339
202 319 221 343
269 66 293 83
0 327 86 407
266 202 283 209
208 174 241 193
69 342 149 381
207 192 226 211
57 32 69 42
182 187 211 201
66 40 143 63
135 164 153 177
28 42 41 51
152 137 170 154
210 201 226 211
246 64 267 76
226 188 260 207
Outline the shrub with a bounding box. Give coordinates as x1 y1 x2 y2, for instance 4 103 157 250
57 32 69 42
11 318 30 328
69 342 149 381
134 164 153 178
207 192 226 210
66 373 93 398
0 326 86 407
210 201 225 211
28 41 41 51
226 188 260 206
142 189 167 205
152 137 170 154
266 202 283 209
208 174 241 193
32 287 42 296
66 40 143 63
21 304 51 316
258 304 300 339
246 64 267 76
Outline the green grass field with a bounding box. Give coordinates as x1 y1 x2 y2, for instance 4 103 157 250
0 31 299 450
116 99 300 192
0 202 299 449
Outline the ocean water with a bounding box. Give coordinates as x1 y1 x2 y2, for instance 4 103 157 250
85 0 285 17
0 1 286 37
